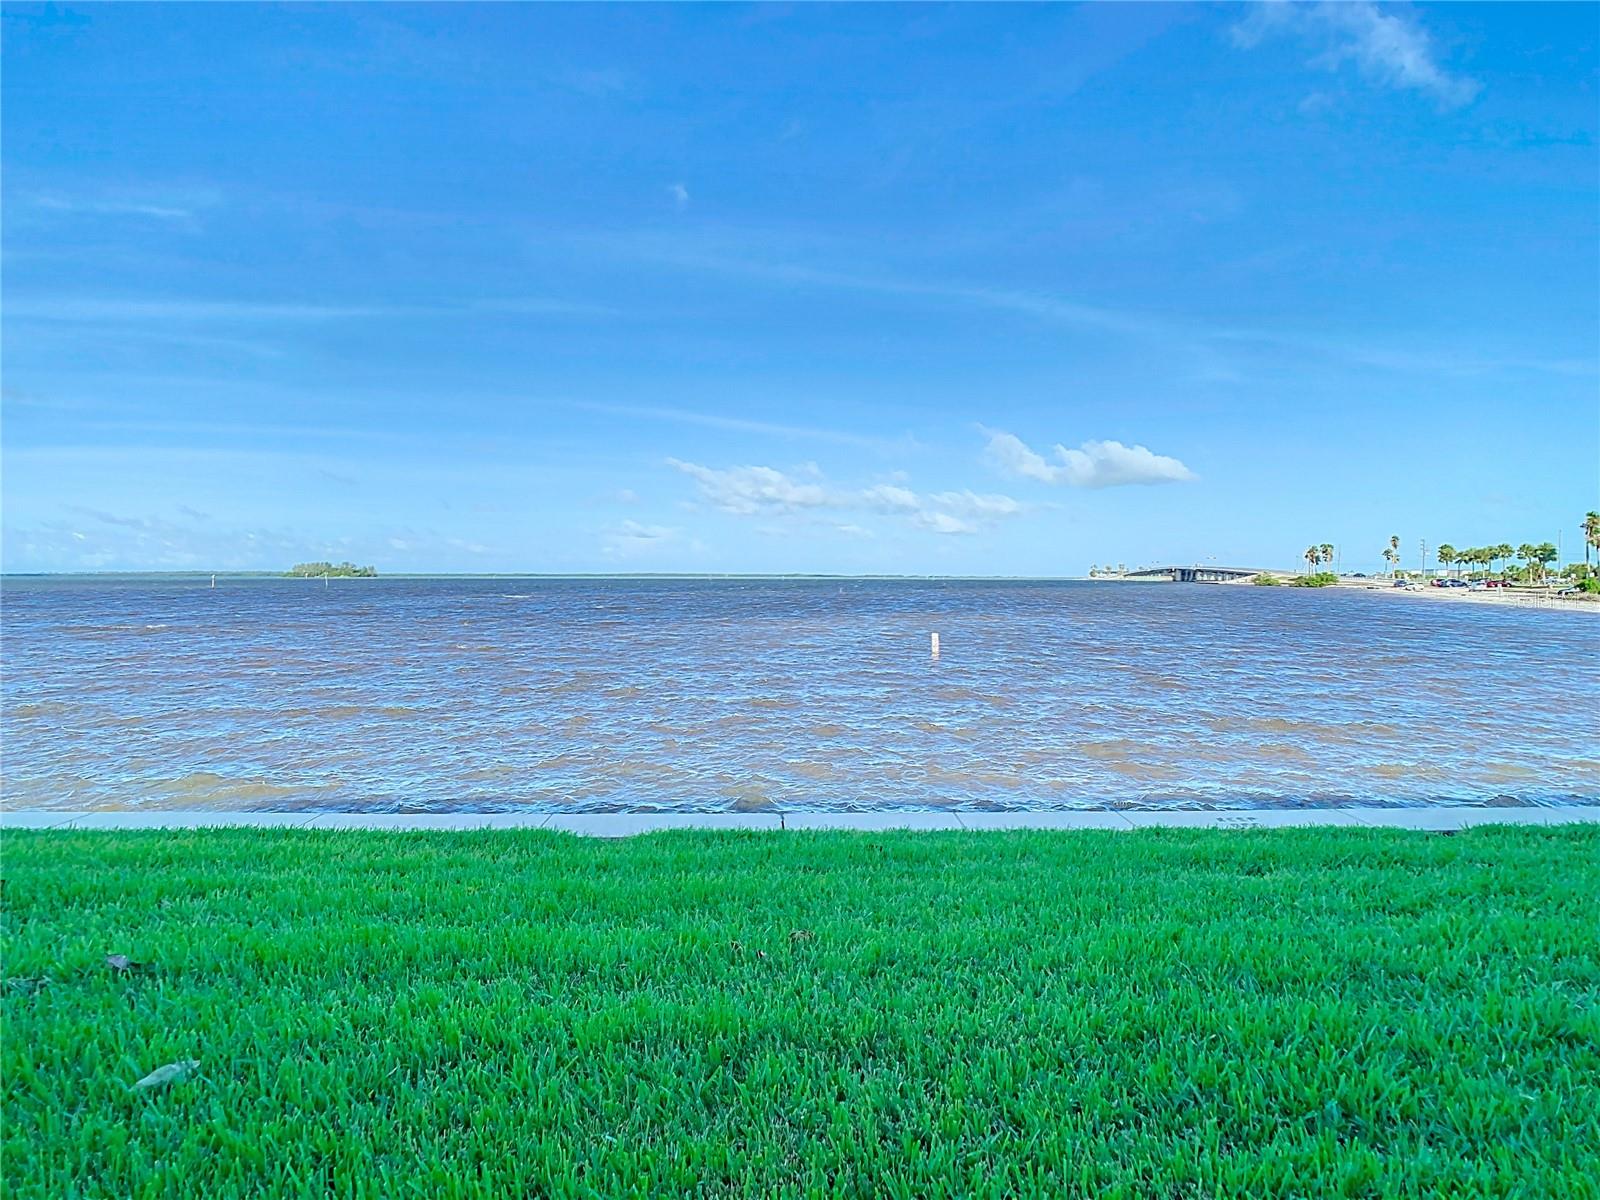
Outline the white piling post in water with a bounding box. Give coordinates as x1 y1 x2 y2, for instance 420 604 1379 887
930 632 940 659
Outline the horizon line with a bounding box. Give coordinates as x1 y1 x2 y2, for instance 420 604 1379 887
3 570 1115 581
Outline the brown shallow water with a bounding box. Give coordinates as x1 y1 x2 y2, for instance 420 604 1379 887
2 576 1596 812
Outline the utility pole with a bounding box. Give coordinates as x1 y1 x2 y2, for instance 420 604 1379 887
1420 539 1427 581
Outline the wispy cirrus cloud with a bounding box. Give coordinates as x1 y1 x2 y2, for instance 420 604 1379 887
32 195 193 221
572 400 908 450
7 297 400 323
596 231 1155 339
6 294 625 324
983 430 1196 489
1231 1 1480 110
557 66 631 97
592 227 1587 382
25 184 222 223
666 458 1024 536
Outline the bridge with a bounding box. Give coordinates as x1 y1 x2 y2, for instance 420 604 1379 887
1115 565 1286 583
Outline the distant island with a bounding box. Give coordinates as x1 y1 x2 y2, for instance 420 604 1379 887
286 562 377 578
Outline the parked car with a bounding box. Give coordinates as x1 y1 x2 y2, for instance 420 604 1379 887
1443 579 1468 588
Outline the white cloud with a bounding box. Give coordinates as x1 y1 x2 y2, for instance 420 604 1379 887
929 490 1025 518
667 459 831 515
666 459 1024 536
860 483 921 514
913 511 977 536
983 431 1196 489
1233 1 1479 110
602 519 683 559
668 182 690 210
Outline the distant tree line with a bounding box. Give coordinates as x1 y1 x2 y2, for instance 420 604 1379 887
287 562 377 578
1431 514 1600 591
1292 513 1600 592
1434 542 1565 583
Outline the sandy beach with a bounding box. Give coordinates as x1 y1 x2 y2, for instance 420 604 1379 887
1112 572 1600 610
1342 579 1600 611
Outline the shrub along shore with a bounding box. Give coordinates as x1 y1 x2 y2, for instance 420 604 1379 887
4 827 1598 1198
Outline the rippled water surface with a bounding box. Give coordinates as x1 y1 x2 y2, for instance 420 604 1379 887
3 576 1596 812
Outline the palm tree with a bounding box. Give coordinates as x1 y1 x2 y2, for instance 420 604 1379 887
1494 544 1513 578
1584 512 1600 568
1382 547 1397 575
1388 535 1400 576
1320 544 1334 575
1533 542 1557 583
1304 546 1320 574
1516 543 1544 583
1437 544 1456 578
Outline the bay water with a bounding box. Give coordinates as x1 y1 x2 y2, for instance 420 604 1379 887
3 576 1595 812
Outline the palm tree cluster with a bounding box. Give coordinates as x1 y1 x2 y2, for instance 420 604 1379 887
1430 542 1566 581
1429 515 1598 584
1302 543 1334 573
1435 543 1514 577
1516 542 1559 583
1381 534 1401 575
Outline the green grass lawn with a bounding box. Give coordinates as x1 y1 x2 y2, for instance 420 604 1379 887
3 827 1598 1199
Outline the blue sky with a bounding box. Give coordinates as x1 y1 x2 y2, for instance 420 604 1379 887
3 2 1596 575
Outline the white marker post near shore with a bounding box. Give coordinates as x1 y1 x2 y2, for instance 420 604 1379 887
930 632 940 659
